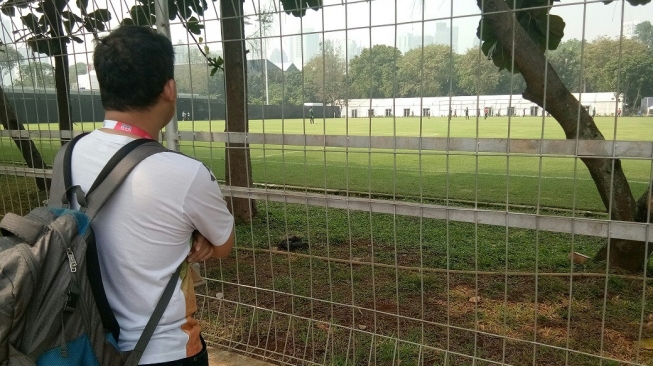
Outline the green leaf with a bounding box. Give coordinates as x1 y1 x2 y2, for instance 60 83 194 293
20 13 41 34
545 14 565 50
186 16 204 35
604 0 650 4
476 19 495 42
185 0 206 16
38 14 48 32
121 18 135 26
71 36 84 43
167 0 177 20
130 5 156 26
280 0 322 17
83 22 95 33
177 0 193 19
62 11 83 22
27 35 61 56
76 0 89 11
63 20 73 34
88 9 111 22
0 4 14 17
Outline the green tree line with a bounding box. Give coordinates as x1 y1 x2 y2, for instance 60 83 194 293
234 21 653 110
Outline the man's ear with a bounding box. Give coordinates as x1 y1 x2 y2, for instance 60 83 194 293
163 79 177 102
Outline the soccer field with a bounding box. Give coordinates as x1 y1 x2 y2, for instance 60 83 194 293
179 116 652 213
181 115 653 140
2 116 651 213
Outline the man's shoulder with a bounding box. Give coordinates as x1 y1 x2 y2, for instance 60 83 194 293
147 151 216 182
147 150 203 169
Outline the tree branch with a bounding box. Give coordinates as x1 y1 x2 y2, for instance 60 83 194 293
478 0 637 222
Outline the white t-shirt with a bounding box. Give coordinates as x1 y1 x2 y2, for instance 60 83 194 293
70 129 233 364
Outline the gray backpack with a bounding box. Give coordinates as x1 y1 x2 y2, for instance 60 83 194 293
0 135 178 365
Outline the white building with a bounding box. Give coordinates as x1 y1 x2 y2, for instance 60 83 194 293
77 70 99 90
623 20 642 39
346 93 623 118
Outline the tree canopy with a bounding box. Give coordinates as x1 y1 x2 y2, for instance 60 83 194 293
348 45 401 99
634 21 653 49
228 29 653 107
15 61 54 88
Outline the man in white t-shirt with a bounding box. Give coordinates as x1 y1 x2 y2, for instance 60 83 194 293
70 26 235 365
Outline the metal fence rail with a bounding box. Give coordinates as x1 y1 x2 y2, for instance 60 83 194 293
2 0 653 365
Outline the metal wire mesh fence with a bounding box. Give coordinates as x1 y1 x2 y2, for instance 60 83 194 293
1 0 653 364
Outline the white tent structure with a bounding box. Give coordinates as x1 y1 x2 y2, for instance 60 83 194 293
347 92 623 118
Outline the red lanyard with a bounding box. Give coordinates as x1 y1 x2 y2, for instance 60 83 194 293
102 120 153 140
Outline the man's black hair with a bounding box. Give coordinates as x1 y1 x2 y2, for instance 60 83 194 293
93 26 175 111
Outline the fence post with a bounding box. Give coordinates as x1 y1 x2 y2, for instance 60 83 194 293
154 0 179 152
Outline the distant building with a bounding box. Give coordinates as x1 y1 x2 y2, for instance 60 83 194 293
347 40 363 60
302 28 320 63
269 48 289 64
396 32 436 54
641 97 653 116
434 21 459 53
77 70 99 90
248 58 299 75
397 33 420 54
623 20 642 38
347 92 623 118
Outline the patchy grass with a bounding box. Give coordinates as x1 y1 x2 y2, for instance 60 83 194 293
3 176 653 365
193 201 653 366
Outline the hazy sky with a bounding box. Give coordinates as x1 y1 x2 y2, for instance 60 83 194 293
2 0 652 63
234 0 653 54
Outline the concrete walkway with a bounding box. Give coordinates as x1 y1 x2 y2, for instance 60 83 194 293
207 346 275 366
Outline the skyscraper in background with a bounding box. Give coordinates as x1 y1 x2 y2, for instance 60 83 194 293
347 40 363 60
284 28 321 66
434 21 459 53
623 20 642 38
302 28 320 62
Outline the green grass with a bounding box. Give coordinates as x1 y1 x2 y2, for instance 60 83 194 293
193 199 653 366
2 116 652 213
3 116 653 365
21 115 653 139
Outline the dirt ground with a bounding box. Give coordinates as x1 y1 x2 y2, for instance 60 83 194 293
195 242 653 366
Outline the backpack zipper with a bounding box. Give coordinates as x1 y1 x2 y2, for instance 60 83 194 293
66 248 77 273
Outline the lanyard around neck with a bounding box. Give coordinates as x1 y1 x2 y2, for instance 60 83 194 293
102 120 153 140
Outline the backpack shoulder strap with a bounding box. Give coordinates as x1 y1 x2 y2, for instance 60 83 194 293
124 264 183 366
83 140 168 221
49 133 88 208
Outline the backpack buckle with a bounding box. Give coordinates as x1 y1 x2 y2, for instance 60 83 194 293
64 278 80 313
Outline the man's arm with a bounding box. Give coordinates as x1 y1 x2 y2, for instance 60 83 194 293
187 229 234 262
183 162 236 262
210 228 234 258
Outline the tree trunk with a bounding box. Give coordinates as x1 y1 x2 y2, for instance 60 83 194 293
0 86 50 191
220 0 257 222
478 0 648 272
44 0 72 146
